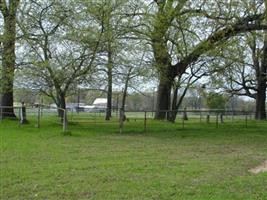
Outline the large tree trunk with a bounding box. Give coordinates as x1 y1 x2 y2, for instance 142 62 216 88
255 88 266 120
255 34 267 120
151 8 173 120
168 86 178 122
155 75 172 119
105 51 112 120
1 4 19 118
152 43 174 120
168 85 188 122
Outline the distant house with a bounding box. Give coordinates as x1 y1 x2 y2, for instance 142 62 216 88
49 98 107 112
67 103 86 109
49 103 57 109
92 98 107 108
49 103 86 110
78 98 107 112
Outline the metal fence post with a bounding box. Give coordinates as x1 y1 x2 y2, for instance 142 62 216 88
165 111 167 121
144 111 147 133
182 113 185 129
0 107 2 121
116 107 118 118
37 105 41 128
245 113 248 128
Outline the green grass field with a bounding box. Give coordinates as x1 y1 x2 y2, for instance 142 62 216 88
1 117 267 200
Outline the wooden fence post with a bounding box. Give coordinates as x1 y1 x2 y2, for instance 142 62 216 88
20 102 28 124
206 114 210 124
216 113 219 128
144 111 147 132
220 113 224 123
37 105 41 128
119 108 124 134
63 109 67 132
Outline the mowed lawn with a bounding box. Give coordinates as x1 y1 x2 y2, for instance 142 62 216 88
0 118 267 200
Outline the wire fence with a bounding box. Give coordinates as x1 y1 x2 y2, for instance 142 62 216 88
66 108 263 133
0 106 265 134
0 105 67 132
117 109 257 133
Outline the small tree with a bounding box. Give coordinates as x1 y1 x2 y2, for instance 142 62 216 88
205 92 226 110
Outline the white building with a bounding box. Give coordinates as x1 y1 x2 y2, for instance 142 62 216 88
92 98 107 108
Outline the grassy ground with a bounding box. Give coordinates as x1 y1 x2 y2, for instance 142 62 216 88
0 117 267 200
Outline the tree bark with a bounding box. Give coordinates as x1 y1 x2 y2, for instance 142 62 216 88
155 74 172 119
168 85 188 122
105 51 112 120
121 73 130 111
255 34 267 120
255 82 266 120
0 2 20 118
152 41 173 119
56 92 66 120
168 86 178 122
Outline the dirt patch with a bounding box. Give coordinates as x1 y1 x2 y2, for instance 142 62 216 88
249 160 267 174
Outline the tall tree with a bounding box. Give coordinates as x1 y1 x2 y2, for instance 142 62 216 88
133 0 267 119
94 0 135 120
211 33 267 120
0 0 20 118
18 0 102 118
169 60 209 122
115 43 151 111
94 0 122 120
